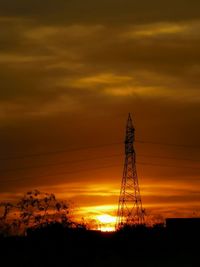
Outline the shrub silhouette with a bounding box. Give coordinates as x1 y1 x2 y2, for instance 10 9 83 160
0 190 71 235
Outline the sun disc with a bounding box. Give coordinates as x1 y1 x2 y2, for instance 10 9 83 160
96 214 116 224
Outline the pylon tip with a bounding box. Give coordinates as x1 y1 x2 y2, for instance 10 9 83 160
128 113 132 121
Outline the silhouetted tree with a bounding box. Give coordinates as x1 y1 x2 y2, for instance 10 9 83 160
0 202 14 236
144 211 165 227
0 190 71 235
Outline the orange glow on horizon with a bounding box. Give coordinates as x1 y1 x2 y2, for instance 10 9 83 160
100 226 115 232
96 214 116 232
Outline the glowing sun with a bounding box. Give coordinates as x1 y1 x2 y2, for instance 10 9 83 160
96 214 116 224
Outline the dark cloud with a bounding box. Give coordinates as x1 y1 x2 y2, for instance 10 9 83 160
0 0 200 25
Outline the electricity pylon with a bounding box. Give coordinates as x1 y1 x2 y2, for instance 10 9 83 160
116 113 144 229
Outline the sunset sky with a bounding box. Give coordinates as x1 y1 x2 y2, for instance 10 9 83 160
0 1 200 229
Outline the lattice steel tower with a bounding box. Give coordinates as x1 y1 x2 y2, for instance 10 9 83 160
116 113 144 229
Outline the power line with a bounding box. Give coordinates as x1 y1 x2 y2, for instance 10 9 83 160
0 153 122 173
137 161 200 170
0 160 200 184
138 154 200 163
0 142 122 161
0 163 121 183
0 139 200 161
136 139 200 149
0 152 200 174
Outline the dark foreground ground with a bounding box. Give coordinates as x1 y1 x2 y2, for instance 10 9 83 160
0 225 199 267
